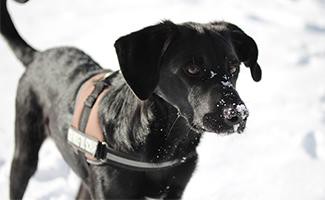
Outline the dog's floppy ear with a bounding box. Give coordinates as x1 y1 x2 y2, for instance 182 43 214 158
114 21 177 100
211 22 262 81
230 28 262 81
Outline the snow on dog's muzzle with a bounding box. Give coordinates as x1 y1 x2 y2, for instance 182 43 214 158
223 104 249 133
202 103 249 134
223 104 249 125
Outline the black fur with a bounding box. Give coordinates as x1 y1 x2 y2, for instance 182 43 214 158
1 0 261 199
0 0 36 65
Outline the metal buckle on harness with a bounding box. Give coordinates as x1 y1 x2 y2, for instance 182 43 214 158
86 142 109 165
95 141 109 160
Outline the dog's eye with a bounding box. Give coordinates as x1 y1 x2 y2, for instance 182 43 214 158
184 64 202 76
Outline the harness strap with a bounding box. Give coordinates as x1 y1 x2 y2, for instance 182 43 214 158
68 123 197 171
69 71 113 160
94 145 197 171
79 80 109 132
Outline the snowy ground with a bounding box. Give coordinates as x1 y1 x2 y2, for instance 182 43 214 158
1 0 325 199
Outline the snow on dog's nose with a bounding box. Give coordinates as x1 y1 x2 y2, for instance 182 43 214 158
223 104 249 126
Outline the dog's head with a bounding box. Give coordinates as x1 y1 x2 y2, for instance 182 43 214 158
114 21 261 134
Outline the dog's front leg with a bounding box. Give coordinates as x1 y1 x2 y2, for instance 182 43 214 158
163 161 197 200
76 182 91 200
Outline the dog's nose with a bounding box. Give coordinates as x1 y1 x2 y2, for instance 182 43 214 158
223 107 241 125
223 105 248 126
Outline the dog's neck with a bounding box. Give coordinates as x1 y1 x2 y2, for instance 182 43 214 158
98 73 202 160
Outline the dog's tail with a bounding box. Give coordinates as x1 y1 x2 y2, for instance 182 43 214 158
0 0 37 66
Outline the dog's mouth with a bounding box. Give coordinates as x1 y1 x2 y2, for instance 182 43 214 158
184 115 247 134
188 121 247 134
223 120 247 134
201 113 248 135
179 106 248 134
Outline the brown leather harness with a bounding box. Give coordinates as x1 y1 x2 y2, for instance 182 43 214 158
67 71 197 170
69 72 111 161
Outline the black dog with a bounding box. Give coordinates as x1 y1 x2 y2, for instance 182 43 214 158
1 0 261 199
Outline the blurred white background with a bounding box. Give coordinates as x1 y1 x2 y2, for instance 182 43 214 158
1 0 325 199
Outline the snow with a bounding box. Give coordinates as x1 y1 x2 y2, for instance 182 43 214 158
1 0 325 199
221 80 233 87
210 70 218 78
233 124 240 132
236 104 249 119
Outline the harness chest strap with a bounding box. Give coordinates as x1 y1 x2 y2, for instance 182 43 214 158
69 72 111 160
67 71 197 170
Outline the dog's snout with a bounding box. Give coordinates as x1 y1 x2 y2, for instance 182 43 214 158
223 105 249 126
